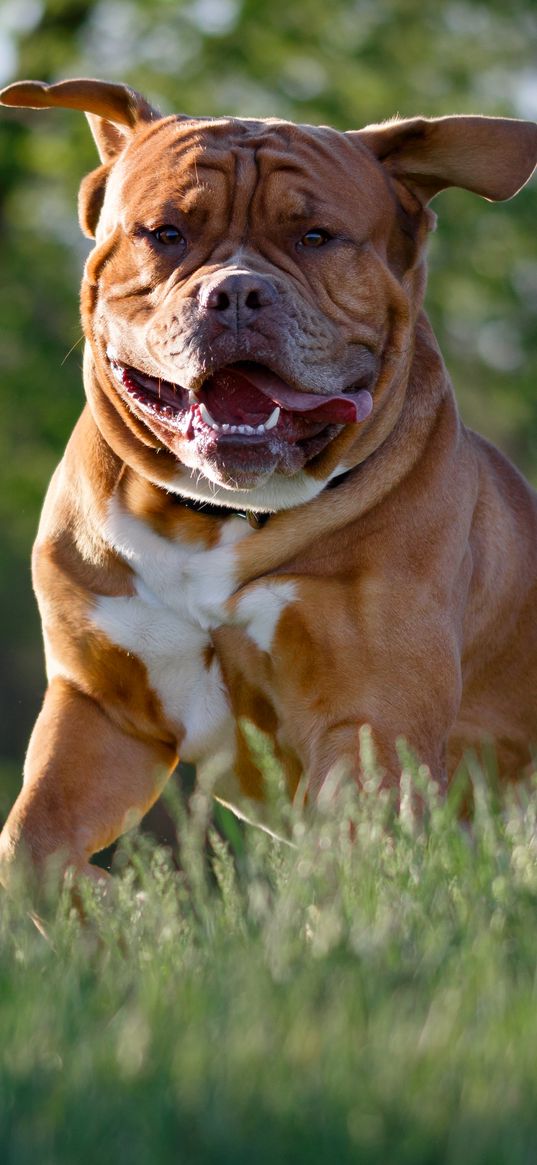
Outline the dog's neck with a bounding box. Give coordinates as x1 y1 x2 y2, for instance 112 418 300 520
172 468 353 529
172 493 271 529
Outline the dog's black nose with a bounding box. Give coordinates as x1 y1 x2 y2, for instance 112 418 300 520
198 269 278 324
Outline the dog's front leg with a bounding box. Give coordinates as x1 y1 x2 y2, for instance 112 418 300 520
264 588 461 800
304 716 450 803
0 676 177 893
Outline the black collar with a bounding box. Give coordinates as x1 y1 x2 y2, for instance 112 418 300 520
174 469 351 529
173 493 271 529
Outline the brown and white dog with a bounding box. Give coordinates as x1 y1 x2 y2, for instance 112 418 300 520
1 77 537 885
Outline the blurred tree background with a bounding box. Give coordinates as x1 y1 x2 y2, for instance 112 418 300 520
0 0 536 811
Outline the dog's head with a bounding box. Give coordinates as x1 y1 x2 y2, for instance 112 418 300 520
3 79 536 509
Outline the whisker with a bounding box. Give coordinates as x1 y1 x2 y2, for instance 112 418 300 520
61 334 85 366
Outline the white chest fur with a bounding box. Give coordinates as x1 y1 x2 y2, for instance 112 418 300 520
92 497 251 761
91 497 298 779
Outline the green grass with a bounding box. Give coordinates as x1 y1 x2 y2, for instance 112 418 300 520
3 736 537 1164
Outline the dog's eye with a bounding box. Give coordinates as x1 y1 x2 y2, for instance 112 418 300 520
299 229 332 248
152 225 185 247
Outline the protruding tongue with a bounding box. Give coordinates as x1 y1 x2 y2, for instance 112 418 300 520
203 364 373 425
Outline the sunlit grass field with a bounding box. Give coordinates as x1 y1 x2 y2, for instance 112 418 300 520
3 734 537 1164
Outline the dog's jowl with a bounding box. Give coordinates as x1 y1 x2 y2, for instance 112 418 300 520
1 78 536 883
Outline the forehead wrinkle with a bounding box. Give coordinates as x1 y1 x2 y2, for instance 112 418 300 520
141 118 280 163
126 118 350 191
130 116 362 173
119 117 387 236
222 146 261 240
271 196 318 226
253 172 323 228
255 126 384 204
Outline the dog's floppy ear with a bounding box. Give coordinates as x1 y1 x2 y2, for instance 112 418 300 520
0 77 161 162
0 78 164 238
352 115 537 204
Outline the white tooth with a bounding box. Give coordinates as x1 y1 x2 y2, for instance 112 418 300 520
199 402 217 427
200 402 227 432
264 406 280 431
196 405 277 436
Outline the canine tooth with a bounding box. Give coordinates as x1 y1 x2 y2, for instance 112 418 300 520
264 406 280 431
199 402 217 428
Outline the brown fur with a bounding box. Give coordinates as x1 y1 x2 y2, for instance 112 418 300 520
1 77 536 886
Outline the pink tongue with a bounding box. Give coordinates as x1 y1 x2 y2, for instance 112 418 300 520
205 365 373 425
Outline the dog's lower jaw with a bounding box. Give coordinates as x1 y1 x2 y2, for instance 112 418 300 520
178 423 344 490
86 348 349 493
144 400 346 491
101 343 376 487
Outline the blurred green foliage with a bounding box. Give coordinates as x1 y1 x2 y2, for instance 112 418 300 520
0 0 536 790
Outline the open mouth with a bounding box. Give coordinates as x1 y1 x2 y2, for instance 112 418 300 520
108 353 374 445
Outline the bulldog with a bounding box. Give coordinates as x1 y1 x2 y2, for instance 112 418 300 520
1 78 536 885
